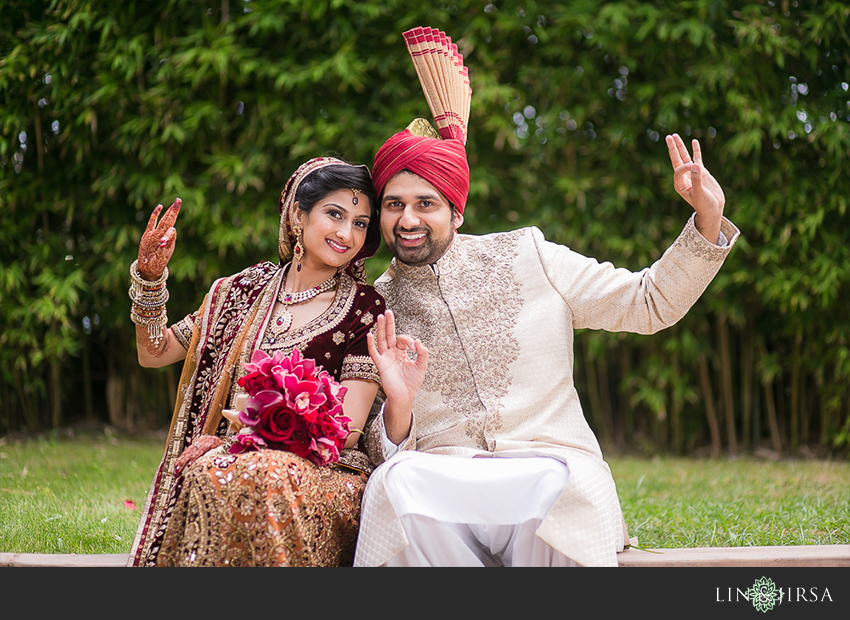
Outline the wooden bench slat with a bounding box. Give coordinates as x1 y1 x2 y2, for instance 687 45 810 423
2 545 847 567
617 545 850 567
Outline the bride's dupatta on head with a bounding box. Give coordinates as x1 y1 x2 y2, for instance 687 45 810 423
129 157 378 567
278 157 379 283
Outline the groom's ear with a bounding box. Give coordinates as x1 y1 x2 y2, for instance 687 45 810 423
452 208 464 231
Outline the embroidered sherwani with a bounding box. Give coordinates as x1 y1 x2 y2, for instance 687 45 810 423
355 214 740 567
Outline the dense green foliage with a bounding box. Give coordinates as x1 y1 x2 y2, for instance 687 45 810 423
1 0 848 456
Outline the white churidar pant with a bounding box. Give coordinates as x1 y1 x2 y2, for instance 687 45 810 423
377 452 578 567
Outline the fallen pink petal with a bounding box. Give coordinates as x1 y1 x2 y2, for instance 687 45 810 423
123 500 138 510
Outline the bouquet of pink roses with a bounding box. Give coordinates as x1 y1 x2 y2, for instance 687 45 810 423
225 349 352 467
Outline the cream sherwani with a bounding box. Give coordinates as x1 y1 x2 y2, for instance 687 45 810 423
355 214 740 567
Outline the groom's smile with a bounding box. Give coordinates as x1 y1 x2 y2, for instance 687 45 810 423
380 170 464 267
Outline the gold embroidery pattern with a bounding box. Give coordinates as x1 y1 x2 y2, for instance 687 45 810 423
379 231 524 449
134 263 279 566
360 311 374 326
333 449 373 475
341 354 381 385
171 313 196 350
333 331 346 345
263 270 355 351
680 214 730 262
238 264 264 285
233 269 358 396
156 450 367 567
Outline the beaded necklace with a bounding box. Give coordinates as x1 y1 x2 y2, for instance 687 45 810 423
268 271 338 336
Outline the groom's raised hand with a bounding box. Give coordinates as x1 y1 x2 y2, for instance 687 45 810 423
666 133 725 244
367 310 428 445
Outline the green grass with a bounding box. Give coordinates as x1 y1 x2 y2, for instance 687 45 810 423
0 429 163 554
611 455 849 549
1 429 847 554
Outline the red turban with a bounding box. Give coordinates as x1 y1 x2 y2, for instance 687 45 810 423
372 129 470 214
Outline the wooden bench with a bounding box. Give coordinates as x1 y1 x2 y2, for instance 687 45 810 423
2 545 848 567
617 544 849 567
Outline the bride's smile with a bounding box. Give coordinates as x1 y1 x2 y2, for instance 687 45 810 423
296 189 372 272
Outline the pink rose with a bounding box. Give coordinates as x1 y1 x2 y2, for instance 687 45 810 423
238 390 284 427
283 423 315 459
238 370 280 396
254 400 299 445
235 348 350 466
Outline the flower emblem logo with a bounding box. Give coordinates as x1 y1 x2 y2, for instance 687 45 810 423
746 577 784 613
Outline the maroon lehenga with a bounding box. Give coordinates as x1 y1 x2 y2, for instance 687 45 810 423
128 262 384 566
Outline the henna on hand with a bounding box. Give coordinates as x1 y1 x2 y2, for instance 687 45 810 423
136 325 170 358
173 435 223 475
138 199 181 281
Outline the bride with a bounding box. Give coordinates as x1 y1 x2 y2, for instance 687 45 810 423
126 157 426 567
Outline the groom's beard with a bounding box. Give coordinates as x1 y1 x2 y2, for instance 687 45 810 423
387 223 455 267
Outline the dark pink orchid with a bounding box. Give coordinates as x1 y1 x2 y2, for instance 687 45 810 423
228 430 267 454
228 349 351 466
283 374 327 414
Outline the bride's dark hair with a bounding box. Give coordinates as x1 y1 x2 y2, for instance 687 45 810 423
295 164 380 251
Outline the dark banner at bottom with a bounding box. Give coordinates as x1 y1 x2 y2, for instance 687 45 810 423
2 565 848 619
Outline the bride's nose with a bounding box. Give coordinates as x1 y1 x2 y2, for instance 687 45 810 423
336 220 353 244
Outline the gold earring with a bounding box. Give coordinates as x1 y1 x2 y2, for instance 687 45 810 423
293 225 304 272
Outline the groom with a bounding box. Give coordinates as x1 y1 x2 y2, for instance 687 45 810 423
352 117 740 566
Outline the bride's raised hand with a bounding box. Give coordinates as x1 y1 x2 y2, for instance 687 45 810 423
138 198 181 280
367 310 428 410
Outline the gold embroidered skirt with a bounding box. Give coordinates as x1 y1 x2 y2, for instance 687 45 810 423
156 449 367 567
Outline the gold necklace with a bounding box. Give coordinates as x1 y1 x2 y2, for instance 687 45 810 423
268 272 338 336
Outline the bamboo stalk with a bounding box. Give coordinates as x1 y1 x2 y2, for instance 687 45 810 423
583 338 605 440
597 347 614 447
0 367 9 432
82 336 94 419
671 348 683 455
128 367 139 432
618 340 632 449
741 324 754 449
717 313 737 454
698 353 722 458
106 337 125 429
763 377 783 453
818 373 829 447
50 359 61 429
800 370 809 446
33 101 45 173
13 365 37 431
758 336 784 453
790 328 801 452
